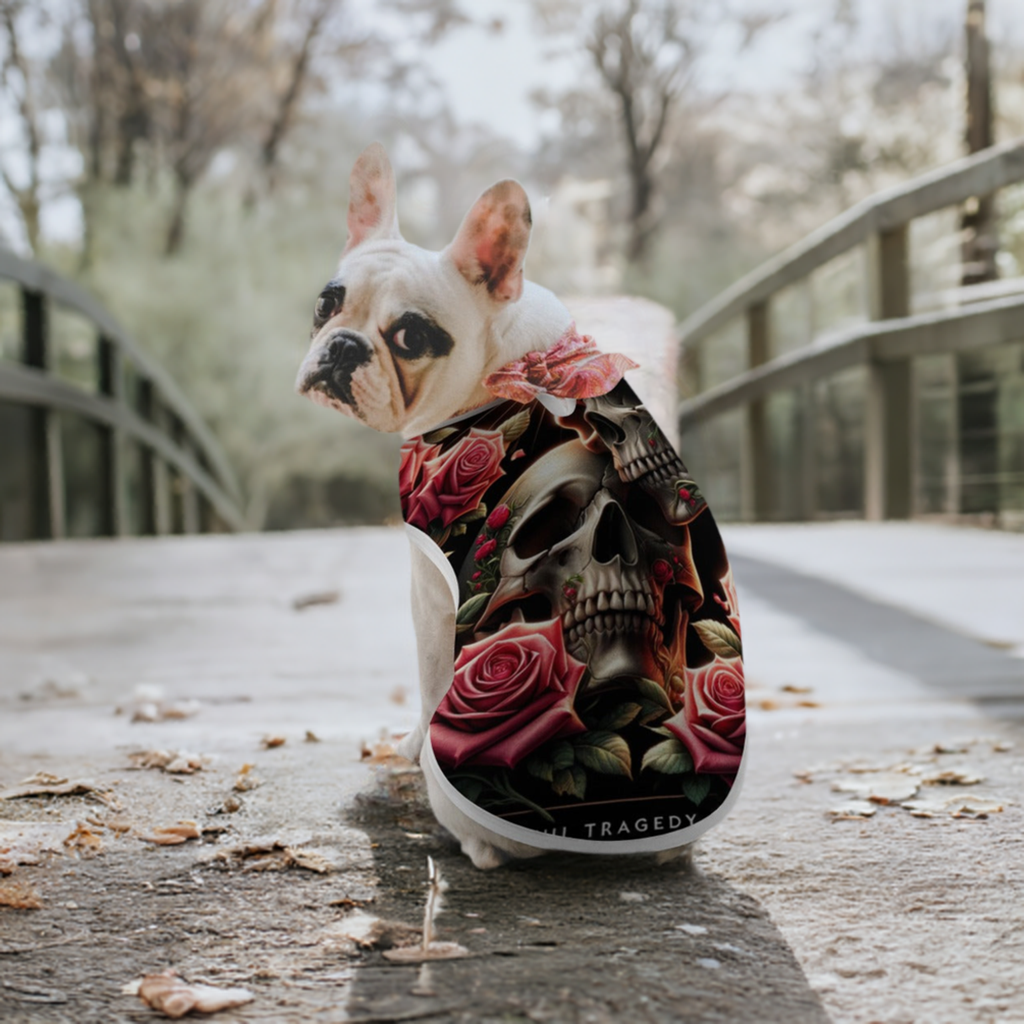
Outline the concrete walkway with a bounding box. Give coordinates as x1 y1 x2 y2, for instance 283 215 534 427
0 524 1022 1023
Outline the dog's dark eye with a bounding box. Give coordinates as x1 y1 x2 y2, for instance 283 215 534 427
384 312 454 361
313 284 345 328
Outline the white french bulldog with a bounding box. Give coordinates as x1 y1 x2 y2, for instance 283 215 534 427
297 144 746 869
296 144 578 868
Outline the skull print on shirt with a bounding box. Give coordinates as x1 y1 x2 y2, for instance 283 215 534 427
400 380 746 850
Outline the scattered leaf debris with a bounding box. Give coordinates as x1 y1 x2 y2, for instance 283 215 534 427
63 823 104 857
903 795 1005 819
921 767 985 786
832 774 920 805
200 833 347 873
233 764 261 792
210 795 243 815
133 970 254 1018
292 589 340 611
360 736 413 767
0 879 43 909
781 684 813 694
0 774 120 808
828 800 877 820
120 685 202 723
138 821 202 846
261 735 286 749
128 749 209 774
304 730 321 743
808 737 1011 823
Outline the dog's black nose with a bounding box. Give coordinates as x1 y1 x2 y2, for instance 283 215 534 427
325 331 373 369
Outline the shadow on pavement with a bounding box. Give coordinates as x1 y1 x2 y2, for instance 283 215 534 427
344 771 830 1024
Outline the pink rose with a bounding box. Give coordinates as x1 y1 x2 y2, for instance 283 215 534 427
474 538 497 561
486 504 511 530
665 657 745 779
431 618 587 769
398 438 439 500
404 429 506 531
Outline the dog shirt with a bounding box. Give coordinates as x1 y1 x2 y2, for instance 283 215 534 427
400 327 746 854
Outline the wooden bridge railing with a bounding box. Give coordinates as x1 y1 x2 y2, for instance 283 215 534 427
0 248 245 540
677 137 1024 522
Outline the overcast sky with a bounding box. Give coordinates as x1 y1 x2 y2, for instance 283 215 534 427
400 0 1024 148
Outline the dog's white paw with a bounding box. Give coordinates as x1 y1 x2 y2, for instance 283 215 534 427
460 836 507 870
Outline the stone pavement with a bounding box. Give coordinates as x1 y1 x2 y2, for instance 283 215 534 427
0 524 1022 1023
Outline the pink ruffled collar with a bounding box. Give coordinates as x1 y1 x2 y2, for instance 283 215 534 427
484 324 638 404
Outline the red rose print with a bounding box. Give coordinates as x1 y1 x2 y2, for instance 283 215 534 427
652 559 674 585
403 429 506 531
665 657 745 780
398 438 439 499
431 618 587 769
486 504 511 530
475 538 497 561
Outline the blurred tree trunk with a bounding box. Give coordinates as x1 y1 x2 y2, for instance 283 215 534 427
961 0 998 285
259 0 335 187
588 0 689 267
0 2 43 252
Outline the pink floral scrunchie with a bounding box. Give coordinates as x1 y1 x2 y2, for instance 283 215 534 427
484 324 639 404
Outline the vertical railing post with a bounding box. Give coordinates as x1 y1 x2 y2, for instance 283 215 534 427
176 422 200 535
138 380 171 535
742 301 772 521
98 336 127 537
864 225 913 520
23 288 65 539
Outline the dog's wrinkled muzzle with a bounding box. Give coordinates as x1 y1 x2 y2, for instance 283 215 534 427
297 330 374 407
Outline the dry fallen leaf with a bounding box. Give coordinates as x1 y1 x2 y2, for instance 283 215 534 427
64 823 103 856
360 738 413 767
0 879 43 909
292 589 340 611
921 767 985 786
781 684 813 694
832 774 920 805
261 735 286 749
0 775 119 808
902 794 1005 819
304 730 321 743
828 800 878 820
233 764 261 792
383 941 472 963
138 822 201 846
136 970 254 1018
202 835 346 873
130 700 201 723
129 749 208 774
390 686 408 706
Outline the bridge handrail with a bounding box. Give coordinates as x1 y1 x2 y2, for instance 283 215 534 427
0 246 245 537
678 136 1024 348
678 293 1024 429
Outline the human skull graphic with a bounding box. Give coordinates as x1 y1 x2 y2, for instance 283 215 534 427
576 384 707 526
477 439 702 690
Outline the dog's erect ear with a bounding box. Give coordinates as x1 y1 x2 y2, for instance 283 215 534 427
447 180 532 303
344 142 401 254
